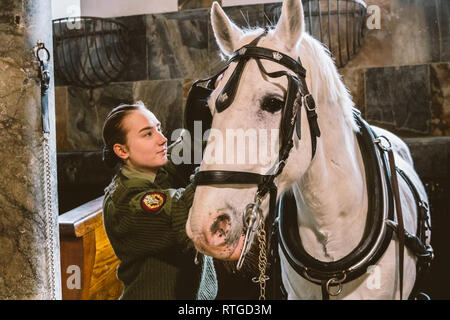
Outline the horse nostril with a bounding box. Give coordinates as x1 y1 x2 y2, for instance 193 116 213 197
210 214 231 239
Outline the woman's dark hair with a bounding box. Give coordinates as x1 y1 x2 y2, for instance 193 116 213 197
102 101 146 168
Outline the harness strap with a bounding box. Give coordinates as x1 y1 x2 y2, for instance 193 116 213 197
268 216 285 299
386 149 406 300
372 133 406 300
321 281 330 300
377 138 434 300
389 167 433 300
216 57 249 112
396 168 432 244
385 220 433 261
194 171 271 186
216 31 268 112
299 75 321 157
229 46 307 78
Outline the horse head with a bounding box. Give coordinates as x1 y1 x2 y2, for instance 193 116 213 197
186 0 354 267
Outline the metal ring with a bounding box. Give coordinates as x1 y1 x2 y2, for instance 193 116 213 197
374 135 392 152
34 42 51 63
326 278 343 296
326 272 347 296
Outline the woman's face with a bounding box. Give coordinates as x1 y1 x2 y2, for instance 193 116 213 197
116 108 168 174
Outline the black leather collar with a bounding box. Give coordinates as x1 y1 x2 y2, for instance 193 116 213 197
278 110 394 284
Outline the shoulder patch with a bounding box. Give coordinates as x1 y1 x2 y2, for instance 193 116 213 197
141 192 166 213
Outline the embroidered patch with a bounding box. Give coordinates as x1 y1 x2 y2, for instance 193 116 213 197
141 192 166 213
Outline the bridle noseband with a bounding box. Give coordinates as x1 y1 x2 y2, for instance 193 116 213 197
189 29 321 269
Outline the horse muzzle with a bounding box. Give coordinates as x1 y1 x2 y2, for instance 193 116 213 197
186 210 246 261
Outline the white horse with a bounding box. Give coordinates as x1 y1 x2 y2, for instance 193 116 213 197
186 0 431 299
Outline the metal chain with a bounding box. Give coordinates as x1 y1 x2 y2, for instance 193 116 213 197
257 220 268 300
42 133 57 299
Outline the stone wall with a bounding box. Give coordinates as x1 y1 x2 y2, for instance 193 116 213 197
340 0 450 137
0 0 61 299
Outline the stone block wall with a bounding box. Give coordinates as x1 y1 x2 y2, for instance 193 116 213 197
340 0 450 136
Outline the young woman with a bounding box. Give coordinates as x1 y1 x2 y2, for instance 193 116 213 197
101 101 217 300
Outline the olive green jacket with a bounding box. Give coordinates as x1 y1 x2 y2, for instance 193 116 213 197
102 162 216 300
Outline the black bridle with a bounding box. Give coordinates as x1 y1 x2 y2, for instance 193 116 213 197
187 29 321 269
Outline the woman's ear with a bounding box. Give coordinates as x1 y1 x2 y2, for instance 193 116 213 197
113 143 129 161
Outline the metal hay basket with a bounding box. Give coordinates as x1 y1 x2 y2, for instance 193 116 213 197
304 0 367 67
52 16 130 89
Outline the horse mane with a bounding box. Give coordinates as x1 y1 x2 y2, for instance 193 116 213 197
295 32 359 132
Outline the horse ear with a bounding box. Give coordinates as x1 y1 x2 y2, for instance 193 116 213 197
211 1 244 56
274 0 305 50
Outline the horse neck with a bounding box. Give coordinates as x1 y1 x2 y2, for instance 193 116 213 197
292 102 368 261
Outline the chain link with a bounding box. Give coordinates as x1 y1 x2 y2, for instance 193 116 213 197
42 133 57 299
257 220 268 300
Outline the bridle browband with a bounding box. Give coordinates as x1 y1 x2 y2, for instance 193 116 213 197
192 29 321 270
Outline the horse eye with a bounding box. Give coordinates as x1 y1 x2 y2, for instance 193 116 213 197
260 96 284 113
